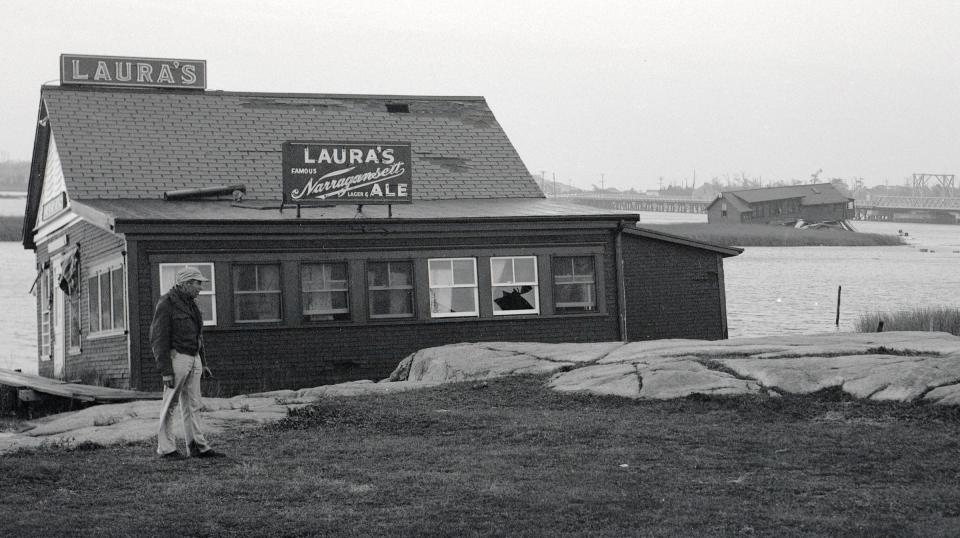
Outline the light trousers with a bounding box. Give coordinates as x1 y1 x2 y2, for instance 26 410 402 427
156 351 211 455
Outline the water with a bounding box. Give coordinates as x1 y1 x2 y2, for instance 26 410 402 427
0 242 38 373
0 213 956 373
638 213 960 337
0 194 26 216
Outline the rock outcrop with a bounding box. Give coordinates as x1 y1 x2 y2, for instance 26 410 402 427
3 331 959 454
386 332 960 404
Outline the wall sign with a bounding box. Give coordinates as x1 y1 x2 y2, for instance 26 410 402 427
60 54 206 89
282 142 413 204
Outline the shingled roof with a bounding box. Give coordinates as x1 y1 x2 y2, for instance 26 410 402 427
36 85 542 202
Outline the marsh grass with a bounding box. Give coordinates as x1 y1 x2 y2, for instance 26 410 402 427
642 223 903 247
857 307 960 337
3 375 960 536
0 216 22 241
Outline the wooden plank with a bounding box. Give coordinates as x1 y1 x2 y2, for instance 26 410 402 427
0 368 162 402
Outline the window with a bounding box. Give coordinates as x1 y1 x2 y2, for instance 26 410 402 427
553 256 597 313
428 258 478 317
302 262 350 321
233 264 282 322
368 261 414 319
159 263 217 325
721 201 727 217
88 262 126 336
40 269 52 360
491 256 539 315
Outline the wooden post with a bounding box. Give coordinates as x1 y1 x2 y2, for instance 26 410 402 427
835 285 842 327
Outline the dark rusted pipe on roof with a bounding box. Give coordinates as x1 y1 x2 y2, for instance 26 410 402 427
163 184 246 201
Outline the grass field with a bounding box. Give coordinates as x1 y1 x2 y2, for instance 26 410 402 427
642 223 903 247
857 307 960 337
3 375 960 536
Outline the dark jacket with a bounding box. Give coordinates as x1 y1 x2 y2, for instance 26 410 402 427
149 287 205 377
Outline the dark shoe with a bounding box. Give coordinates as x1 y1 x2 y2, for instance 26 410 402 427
194 449 226 459
188 442 220 458
158 451 183 460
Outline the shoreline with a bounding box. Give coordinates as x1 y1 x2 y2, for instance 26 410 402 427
642 222 904 247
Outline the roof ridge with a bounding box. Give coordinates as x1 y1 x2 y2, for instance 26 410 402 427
727 182 836 193
40 84 486 101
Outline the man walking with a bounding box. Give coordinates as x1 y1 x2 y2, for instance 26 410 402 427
151 266 224 459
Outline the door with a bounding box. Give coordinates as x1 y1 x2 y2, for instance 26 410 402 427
52 253 65 380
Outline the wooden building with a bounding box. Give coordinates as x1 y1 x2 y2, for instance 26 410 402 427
23 56 740 395
706 183 854 225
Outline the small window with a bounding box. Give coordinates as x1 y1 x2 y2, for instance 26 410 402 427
428 258 478 318
40 270 52 360
159 263 217 325
553 256 597 313
386 103 410 113
88 261 126 337
302 262 350 321
491 256 539 315
368 261 414 319
233 264 282 323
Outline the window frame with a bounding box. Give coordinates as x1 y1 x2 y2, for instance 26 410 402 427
39 268 52 360
428 257 479 318
232 263 283 324
300 261 351 322
87 258 127 339
158 262 217 326
551 255 598 314
490 256 540 316
367 260 416 320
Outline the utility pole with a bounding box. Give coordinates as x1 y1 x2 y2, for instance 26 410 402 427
553 172 557 196
600 173 605 198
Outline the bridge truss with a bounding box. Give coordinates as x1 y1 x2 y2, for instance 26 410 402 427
913 173 956 196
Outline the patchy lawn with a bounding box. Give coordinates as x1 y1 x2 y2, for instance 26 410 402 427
3 375 960 536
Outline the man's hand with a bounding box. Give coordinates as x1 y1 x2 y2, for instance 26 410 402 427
162 375 175 389
202 367 214 379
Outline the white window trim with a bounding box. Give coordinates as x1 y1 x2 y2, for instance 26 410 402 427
428 257 479 318
40 269 52 361
490 256 540 316
159 262 217 326
87 258 127 339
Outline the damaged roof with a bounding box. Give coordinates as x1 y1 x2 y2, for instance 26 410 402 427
721 183 852 206
36 85 542 202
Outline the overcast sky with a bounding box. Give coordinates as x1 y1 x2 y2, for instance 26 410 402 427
2 0 959 191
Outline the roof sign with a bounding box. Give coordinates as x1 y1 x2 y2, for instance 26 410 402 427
60 54 206 89
282 142 413 205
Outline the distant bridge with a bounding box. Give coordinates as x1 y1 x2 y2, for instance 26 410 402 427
553 194 709 213
855 196 960 224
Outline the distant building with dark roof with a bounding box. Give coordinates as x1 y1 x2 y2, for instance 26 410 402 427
705 183 854 225
23 60 740 395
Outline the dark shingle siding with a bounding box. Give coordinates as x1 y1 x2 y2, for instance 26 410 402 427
622 233 726 341
43 87 541 203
